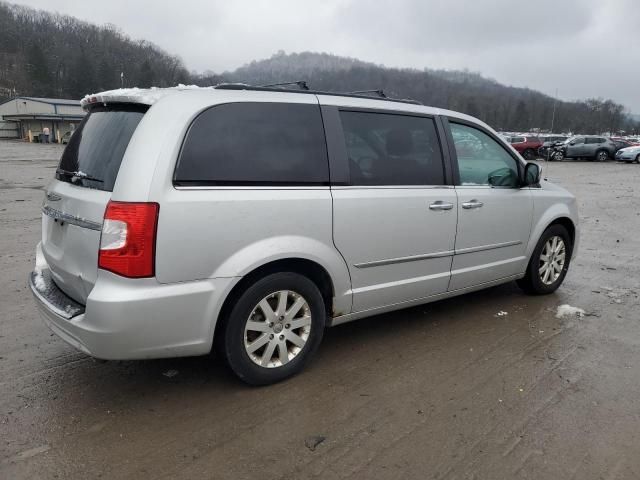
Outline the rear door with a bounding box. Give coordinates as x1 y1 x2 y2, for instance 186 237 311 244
445 119 533 290
325 106 457 313
41 104 147 303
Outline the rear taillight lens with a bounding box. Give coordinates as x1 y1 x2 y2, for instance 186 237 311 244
98 201 159 278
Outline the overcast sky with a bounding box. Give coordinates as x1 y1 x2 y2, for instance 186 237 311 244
13 0 640 112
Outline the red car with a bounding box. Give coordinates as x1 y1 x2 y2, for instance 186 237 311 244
508 135 543 160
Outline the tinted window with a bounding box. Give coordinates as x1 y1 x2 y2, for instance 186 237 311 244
175 103 329 185
450 122 519 187
339 111 444 186
57 104 147 191
511 136 525 143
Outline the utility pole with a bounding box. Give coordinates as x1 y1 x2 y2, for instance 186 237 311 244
550 88 558 133
120 71 124 88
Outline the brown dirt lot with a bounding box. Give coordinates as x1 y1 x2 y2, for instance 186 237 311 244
1 141 639 479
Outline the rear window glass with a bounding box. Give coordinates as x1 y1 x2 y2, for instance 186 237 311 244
174 102 329 186
57 104 147 191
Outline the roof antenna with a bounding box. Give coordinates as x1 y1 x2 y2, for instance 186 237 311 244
260 81 309 90
350 89 387 98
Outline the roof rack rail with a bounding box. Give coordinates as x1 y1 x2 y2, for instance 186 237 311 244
350 89 387 98
214 83 422 106
259 81 309 90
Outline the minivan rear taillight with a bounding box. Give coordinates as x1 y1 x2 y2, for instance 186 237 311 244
98 201 159 278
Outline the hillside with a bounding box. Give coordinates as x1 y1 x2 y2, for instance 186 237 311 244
0 2 637 134
216 51 636 135
0 2 190 99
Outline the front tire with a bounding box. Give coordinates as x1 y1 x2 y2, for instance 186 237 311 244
517 225 572 295
523 148 535 160
219 272 326 385
553 151 564 161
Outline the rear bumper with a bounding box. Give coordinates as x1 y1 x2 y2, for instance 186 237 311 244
29 243 236 360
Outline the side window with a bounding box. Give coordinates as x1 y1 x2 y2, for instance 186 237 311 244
450 122 520 187
174 102 329 185
511 136 525 144
572 137 585 145
339 111 445 186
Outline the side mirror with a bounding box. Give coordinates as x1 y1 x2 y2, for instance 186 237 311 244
523 162 541 187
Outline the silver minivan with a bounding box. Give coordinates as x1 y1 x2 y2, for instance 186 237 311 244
29 85 579 385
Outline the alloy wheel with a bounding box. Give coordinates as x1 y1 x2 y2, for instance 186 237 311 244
244 290 312 368
538 236 566 285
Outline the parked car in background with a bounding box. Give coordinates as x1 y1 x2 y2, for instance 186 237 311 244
611 137 639 151
28 85 579 385
615 145 640 163
552 136 616 161
538 135 569 159
508 135 543 160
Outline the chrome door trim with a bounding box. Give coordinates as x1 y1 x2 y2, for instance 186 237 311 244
331 185 454 190
42 205 102 231
454 240 522 255
353 250 455 269
173 185 332 191
353 240 522 269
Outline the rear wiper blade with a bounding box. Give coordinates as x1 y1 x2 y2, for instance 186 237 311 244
56 168 104 183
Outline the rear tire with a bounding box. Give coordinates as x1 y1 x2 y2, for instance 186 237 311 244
218 272 326 385
596 150 609 162
517 225 572 295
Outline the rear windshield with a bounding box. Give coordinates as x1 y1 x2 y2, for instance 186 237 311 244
57 104 147 191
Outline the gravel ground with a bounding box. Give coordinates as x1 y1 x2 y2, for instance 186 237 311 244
1 141 639 479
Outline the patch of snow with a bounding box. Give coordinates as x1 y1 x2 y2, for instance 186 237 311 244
496 311 508 316
80 84 216 110
33 271 47 291
555 304 585 319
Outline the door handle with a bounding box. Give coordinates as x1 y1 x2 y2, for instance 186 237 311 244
429 201 454 211
462 199 484 209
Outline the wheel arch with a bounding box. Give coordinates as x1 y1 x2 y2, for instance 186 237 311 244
548 217 576 247
526 207 578 263
213 257 343 352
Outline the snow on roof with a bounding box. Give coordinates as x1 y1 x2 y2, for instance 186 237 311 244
80 84 215 110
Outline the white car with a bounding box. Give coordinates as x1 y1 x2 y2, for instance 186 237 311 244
29 85 579 385
615 145 640 163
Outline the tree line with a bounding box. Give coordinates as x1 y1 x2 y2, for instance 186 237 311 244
1 3 637 135
0 2 190 99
